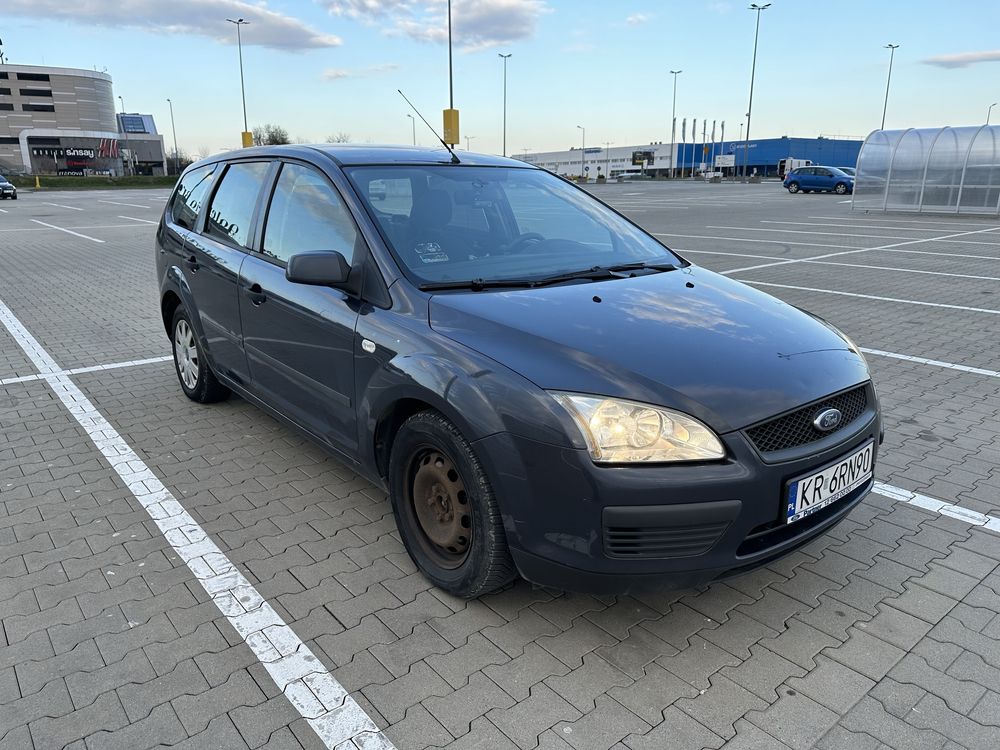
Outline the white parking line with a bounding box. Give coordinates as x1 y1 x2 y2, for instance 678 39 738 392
807 260 1000 282
0 298 395 750
98 199 151 209
708 225 1000 247
29 219 105 243
0 208 6 213
873 482 1000 534
719 224 1000 274
811 215 998 228
861 348 1000 378
119 215 158 225
740 281 1000 315
654 232 864 251
0 355 173 386
763 221 956 232
43 202 84 211
660 233 1000 262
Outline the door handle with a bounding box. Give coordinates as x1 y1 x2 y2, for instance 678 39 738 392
246 282 267 306
185 254 199 271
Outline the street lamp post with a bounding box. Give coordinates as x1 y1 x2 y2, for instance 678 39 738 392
576 125 585 181
406 113 416 145
465 135 475 151
604 141 614 179
166 98 179 175
742 3 769 182
118 95 133 176
988 102 997 125
499 53 512 157
227 18 251 145
881 44 899 131
669 69 682 179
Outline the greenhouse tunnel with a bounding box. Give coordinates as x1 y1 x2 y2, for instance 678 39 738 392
853 125 1000 215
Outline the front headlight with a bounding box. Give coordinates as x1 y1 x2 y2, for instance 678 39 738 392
551 392 725 464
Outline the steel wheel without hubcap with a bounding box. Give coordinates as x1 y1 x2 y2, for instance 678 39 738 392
174 319 199 390
407 448 471 569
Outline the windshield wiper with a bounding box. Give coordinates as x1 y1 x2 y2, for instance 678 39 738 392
531 261 678 287
418 261 678 292
419 278 539 291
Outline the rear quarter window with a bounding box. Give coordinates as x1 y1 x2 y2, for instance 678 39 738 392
168 165 216 230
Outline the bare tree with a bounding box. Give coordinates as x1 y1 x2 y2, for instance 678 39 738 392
325 132 351 143
252 124 291 146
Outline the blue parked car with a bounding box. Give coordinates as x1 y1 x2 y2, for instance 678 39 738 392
784 166 854 195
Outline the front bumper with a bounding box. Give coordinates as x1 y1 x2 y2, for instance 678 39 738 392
0 187 15 197
476 401 881 594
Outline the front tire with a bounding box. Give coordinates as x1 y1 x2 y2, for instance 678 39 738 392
389 411 515 598
171 307 230 403
787 182 800 194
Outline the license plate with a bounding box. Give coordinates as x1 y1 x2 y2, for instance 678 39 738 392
785 441 874 524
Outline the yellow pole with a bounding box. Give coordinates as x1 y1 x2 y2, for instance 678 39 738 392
35 175 40 189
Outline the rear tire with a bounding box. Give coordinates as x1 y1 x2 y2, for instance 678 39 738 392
389 411 515 598
171 307 230 404
787 182 800 194
834 182 849 195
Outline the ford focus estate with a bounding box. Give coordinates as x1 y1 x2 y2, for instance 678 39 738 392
156 145 881 597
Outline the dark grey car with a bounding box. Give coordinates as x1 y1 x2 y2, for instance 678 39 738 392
156 145 880 597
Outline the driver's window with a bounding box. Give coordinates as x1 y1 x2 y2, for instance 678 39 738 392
504 181 613 251
263 163 358 265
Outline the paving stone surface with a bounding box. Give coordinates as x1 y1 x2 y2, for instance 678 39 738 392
0 184 998 748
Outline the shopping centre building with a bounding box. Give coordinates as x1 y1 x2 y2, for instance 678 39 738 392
0 63 166 176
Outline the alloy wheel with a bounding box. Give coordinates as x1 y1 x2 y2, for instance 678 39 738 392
174 319 199 390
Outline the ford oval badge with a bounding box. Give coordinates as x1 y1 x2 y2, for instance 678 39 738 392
813 408 842 432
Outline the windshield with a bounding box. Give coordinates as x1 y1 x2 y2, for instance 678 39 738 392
345 166 681 284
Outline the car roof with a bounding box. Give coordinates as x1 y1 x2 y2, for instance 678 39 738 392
191 144 533 170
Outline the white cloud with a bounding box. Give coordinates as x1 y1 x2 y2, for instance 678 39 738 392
4 0 341 51
321 0 549 49
323 63 399 80
922 50 1000 68
625 13 650 26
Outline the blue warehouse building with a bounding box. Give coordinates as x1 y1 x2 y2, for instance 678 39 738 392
524 136 863 180
681 136 863 177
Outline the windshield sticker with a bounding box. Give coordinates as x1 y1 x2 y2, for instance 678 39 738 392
415 242 450 264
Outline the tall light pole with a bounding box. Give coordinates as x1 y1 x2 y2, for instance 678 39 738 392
118 95 133 176
406 113 416 145
465 135 475 151
227 18 251 145
742 3 769 182
604 141 614 179
499 53 512 157
577 125 585 181
881 43 899 131
987 102 997 125
669 70 682 179
166 98 179 175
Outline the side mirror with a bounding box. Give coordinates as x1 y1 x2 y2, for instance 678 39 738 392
285 251 351 286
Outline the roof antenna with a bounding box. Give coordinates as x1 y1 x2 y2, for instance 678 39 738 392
398 89 460 164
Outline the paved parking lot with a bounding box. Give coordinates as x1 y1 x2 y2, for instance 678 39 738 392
1 181 998 750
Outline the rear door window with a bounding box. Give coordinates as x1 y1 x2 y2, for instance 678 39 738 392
168 165 216 230
203 161 271 249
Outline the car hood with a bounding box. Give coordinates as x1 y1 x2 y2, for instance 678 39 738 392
429 267 870 433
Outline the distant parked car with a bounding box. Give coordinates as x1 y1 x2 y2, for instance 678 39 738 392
0 176 16 200
784 166 854 195
838 167 856 177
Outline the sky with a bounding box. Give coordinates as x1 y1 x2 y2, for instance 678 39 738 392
4 0 1000 157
